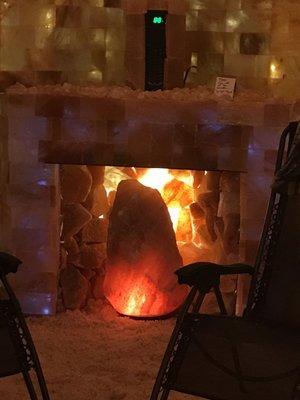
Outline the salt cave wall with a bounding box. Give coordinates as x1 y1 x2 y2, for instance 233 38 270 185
1 0 300 94
0 0 126 86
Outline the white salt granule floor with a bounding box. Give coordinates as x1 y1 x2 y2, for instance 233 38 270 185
0 305 201 400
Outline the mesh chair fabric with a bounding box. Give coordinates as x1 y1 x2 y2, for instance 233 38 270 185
168 315 300 400
0 300 32 377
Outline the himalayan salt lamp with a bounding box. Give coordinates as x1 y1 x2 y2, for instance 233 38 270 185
103 179 188 317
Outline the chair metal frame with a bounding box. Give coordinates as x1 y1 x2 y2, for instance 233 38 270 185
0 254 51 400
150 122 300 400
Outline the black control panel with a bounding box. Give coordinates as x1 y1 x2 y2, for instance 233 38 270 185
145 10 168 91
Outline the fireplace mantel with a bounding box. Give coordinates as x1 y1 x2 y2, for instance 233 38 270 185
1 85 299 315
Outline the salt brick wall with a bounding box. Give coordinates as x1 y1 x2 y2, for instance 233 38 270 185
0 93 61 314
1 0 300 93
2 89 300 314
0 1 125 86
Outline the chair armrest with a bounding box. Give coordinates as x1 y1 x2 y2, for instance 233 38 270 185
0 252 22 276
175 262 254 293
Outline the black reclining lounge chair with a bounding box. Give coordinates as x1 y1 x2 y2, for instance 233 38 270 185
0 253 50 399
150 121 300 400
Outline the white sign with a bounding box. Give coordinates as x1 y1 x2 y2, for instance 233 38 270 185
214 77 236 99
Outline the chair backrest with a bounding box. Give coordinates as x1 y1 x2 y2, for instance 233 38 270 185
246 122 300 329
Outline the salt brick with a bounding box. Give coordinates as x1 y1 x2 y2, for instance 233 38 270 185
264 103 291 127
167 15 186 58
61 118 106 142
9 116 48 140
11 206 58 231
218 147 247 171
147 0 168 10
122 0 147 14
9 162 55 186
7 94 36 117
79 97 125 121
168 0 187 14
9 138 39 163
217 102 264 126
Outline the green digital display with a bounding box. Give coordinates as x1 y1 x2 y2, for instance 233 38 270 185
152 16 164 24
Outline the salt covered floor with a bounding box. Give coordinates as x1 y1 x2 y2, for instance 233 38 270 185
0 305 199 400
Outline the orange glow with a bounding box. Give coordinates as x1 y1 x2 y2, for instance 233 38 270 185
138 168 172 191
138 169 192 232
167 201 181 232
125 289 146 315
103 254 188 317
102 167 208 317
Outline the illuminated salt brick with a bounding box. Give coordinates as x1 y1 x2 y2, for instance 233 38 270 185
122 0 147 14
264 103 291 127
198 8 226 32
226 10 271 33
283 56 300 80
255 55 274 79
226 0 242 9
89 7 109 27
186 10 198 31
19 4 56 28
105 7 124 28
124 56 145 89
104 51 125 84
10 248 59 285
9 162 55 187
11 206 59 231
7 94 36 117
56 5 81 28
245 147 265 173
9 116 48 140
0 3 20 26
167 15 186 58
164 58 185 89
168 0 188 14
196 31 225 54
241 0 273 10
88 28 106 49
147 0 168 10
217 102 264 127
35 27 54 50
8 138 39 163
270 11 289 52
224 32 240 54
125 99 177 124
126 15 145 57
224 54 255 77
106 28 125 52
35 95 81 118
8 182 57 208
218 147 247 171
61 118 108 142
251 126 281 150
189 0 226 9
0 45 27 71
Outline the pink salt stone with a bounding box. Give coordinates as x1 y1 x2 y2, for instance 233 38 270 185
103 179 187 318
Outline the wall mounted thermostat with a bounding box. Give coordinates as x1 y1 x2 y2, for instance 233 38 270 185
145 10 168 91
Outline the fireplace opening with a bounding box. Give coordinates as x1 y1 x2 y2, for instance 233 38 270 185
59 166 241 318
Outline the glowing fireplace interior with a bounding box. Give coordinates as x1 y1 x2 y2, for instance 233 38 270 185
59 165 240 318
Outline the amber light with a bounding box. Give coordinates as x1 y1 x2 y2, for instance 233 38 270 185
103 167 194 317
103 254 188 318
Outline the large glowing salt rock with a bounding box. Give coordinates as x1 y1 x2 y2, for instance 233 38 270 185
103 179 188 317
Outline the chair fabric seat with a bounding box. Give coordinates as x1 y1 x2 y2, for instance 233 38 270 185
0 300 31 377
168 314 300 400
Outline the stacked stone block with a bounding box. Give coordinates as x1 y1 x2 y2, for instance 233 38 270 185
1 92 61 315
0 0 125 86
1 1 300 93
